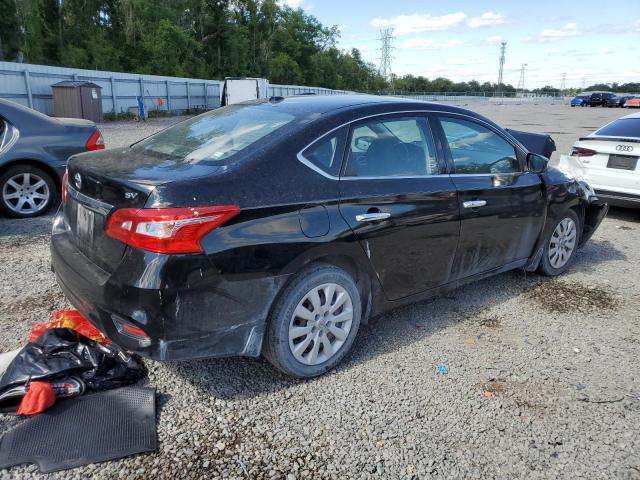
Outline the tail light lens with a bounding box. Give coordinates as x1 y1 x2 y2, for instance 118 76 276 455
105 206 241 254
61 171 69 205
571 147 596 157
86 129 105 151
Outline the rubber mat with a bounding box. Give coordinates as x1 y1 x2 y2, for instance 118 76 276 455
0 387 156 473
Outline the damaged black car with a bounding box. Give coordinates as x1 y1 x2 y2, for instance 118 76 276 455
51 95 607 378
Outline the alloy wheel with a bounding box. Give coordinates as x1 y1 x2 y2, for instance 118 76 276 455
288 283 354 366
548 217 577 269
2 172 50 215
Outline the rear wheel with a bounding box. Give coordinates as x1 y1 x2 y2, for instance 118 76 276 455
538 210 580 276
0 165 57 218
263 264 362 378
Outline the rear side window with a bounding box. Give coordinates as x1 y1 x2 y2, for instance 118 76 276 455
438 116 520 174
132 104 294 163
595 118 640 138
300 127 347 177
344 117 438 177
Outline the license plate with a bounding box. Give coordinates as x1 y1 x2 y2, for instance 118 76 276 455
607 155 638 171
76 203 95 245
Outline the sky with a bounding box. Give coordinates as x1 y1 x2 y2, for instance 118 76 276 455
280 0 640 89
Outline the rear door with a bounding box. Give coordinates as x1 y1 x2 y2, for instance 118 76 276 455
338 113 460 301
433 114 545 280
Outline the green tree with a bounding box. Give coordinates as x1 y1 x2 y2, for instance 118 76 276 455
0 0 22 60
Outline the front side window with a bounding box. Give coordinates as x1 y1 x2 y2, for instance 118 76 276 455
438 117 520 174
344 117 438 177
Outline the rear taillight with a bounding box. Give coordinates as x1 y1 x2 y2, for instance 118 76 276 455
61 171 68 205
571 147 597 157
105 206 241 254
86 129 105 151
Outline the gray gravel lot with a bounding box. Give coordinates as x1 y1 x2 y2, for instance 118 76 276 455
0 104 639 479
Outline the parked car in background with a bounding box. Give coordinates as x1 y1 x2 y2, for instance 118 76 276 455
0 99 104 218
624 97 640 108
606 95 636 108
604 95 621 108
589 92 616 107
569 112 640 208
571 94 590 107
51 95 607 378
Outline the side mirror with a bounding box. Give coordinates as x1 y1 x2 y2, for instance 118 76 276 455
527 153 548 174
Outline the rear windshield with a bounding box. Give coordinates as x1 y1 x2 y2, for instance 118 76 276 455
594 118 640 138
132 104 294 163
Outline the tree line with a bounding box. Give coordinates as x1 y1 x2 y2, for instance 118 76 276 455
0 0 390 91
3 1 633 95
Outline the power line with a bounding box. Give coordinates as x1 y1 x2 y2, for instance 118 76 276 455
378 28 395 81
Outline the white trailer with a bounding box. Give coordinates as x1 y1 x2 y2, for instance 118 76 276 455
220 77 269 106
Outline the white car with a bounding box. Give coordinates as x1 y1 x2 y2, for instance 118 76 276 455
569 112 640 208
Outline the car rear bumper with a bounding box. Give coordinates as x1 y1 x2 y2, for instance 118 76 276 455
50 211 290 361
594 189 640 209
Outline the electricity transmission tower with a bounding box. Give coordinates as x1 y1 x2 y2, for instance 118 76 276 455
497 42 507 96
378 28 395 82
517 63 527 94
560 73 566 96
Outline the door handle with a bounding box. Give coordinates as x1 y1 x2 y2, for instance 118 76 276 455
463 200 487 209
355 212 391 222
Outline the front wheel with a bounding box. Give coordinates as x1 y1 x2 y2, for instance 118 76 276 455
263 264 362 378
538 210 580 276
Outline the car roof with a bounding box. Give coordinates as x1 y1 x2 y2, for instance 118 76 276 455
256 94 476 116
620 111 640 120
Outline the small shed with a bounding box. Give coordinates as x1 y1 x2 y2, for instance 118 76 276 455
52 81 103 122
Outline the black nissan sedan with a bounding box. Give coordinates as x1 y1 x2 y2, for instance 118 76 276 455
51 95 608 378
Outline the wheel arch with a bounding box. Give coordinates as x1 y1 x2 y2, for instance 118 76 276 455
271 246 379 327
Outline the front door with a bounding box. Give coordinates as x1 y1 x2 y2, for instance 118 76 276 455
338 114 460 301
433 114 545 280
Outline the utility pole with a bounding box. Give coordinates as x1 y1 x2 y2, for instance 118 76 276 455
517 63 527 95
560 73 566 97
497 42 506 96
378 28 395 85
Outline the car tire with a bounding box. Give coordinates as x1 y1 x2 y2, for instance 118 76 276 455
0 165 57 218
263 264 362 378
538 209 581 277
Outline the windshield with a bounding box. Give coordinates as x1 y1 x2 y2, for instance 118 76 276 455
594 118 640 138
132 104 294 164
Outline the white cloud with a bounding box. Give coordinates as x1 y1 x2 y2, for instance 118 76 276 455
278 0 303 8
486 35 504 45
370 12 467 35
522 36 532 43
539 23 580 42
400 38 463 50
467 12 508 28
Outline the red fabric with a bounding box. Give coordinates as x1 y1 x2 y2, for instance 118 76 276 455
29 310 110 345
17 381 56 415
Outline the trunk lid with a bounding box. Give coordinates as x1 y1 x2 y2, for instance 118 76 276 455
65 152 156 272
64 146 226 271
573 137 640 193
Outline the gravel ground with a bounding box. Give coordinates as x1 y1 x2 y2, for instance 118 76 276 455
0 104 639 479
